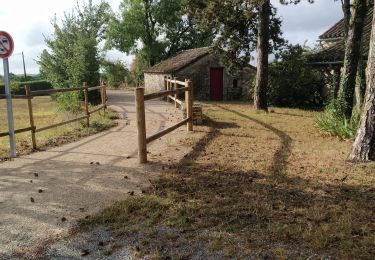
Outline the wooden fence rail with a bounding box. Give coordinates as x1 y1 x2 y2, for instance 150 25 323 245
0 83 107 152
135 78 193 163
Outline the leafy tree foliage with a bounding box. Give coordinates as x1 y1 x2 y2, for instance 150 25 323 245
38 0 110 91
106 0 214 66
102 60 129 88
129 51 150 86
188 0 284 74
268 44 323 108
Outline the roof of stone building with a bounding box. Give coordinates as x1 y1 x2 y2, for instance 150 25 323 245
310 7 373 64
319 19 346 40
145 47 211 74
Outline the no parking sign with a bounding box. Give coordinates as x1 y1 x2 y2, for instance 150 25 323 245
0 31 14 59
1 31 16 158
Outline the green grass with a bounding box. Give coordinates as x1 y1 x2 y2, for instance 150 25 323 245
84 103 375 259
0 96 118 158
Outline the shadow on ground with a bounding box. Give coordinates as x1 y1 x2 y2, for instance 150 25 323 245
87 104 374 259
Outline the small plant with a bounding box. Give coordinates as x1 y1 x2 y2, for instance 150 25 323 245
55 92 83 114
315 99 360 139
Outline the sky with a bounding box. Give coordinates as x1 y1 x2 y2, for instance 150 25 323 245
0 0 343 76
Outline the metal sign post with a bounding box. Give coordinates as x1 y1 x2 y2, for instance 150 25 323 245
0 31 16 158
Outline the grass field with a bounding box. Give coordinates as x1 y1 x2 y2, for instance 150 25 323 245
85 103 375 259
0 96 117 158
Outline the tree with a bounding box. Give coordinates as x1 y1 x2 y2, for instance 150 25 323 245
254 0 271 110
269 44 323 108
107 0 213 66
38 0 110 104
102 60 129 88
349 2 375 161
130 51 150 86
338 0 367 118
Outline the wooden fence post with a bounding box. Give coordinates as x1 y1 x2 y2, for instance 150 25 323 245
167 76 170 102
186 79 193 132
164 76 167 91
103 83 107 113
25 85 37 150
135 87 147 163
174 77 178 108
83 82 90 127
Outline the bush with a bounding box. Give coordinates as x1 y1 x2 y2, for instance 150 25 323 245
268 44 324 108
55 92 83 114
0 80 52 95
315 99 360 139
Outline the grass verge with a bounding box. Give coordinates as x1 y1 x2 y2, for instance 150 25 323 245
0 96 118 159
83 103 375 259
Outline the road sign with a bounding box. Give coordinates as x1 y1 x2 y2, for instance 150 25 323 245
0 31 16 158
0 31 14 59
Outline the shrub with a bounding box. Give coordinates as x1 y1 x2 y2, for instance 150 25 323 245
268 44 324 108
55 92 83 114
315 99 361 139
0 80 52 95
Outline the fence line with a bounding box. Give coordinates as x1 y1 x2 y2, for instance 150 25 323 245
135 78 193 163
0 82 107 151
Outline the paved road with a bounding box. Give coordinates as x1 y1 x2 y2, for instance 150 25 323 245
0 90 183 259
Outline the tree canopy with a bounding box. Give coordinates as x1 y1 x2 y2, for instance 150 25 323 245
38 0 110 89
106 0 214 66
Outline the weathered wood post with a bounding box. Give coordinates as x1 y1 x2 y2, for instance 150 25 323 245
164 76 167 91
25 85 37 150
186 79 193 132
174 77 178 108
83 82 90 127
103 82 107 113
167 76 171 102
135 87 147 163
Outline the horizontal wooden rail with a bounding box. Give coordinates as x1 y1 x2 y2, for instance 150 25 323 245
31 86 87 96
0 94 31 100
144 86 190 101
89 105 105 115
35 115 88 133
0 126 35 138
166 79 187 87
87 85 103 92
146 117 190 144
167 95 184 108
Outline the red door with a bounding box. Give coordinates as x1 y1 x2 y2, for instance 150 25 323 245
210 68 223 101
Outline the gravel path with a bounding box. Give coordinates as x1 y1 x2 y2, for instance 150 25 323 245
0 90 186 259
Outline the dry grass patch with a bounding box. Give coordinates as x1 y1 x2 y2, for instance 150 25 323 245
85 103 374 259
0 96 118 158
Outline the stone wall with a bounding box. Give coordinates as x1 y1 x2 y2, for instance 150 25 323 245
144 73 171 94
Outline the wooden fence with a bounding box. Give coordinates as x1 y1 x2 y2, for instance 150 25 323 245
0 83 107 151
135 78 193 163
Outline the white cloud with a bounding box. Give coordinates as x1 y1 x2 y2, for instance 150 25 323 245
0 0 122 75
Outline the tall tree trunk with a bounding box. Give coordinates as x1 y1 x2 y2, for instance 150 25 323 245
333 66 341 99
339 0 367 118
349 3 375 162
342 0 351 37
254 0 270 111
354 43 366 109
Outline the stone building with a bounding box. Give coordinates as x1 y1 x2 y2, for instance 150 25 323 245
144 47 256 101
309 7 373 102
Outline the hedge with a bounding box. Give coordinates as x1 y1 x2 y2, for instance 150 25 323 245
0 80 53 95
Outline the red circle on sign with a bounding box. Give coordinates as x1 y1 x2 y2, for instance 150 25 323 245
0 31 14 59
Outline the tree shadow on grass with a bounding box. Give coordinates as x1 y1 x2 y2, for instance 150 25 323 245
81 104 374 259
214 104 293 177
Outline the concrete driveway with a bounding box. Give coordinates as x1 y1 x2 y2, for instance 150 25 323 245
0 90 185 259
